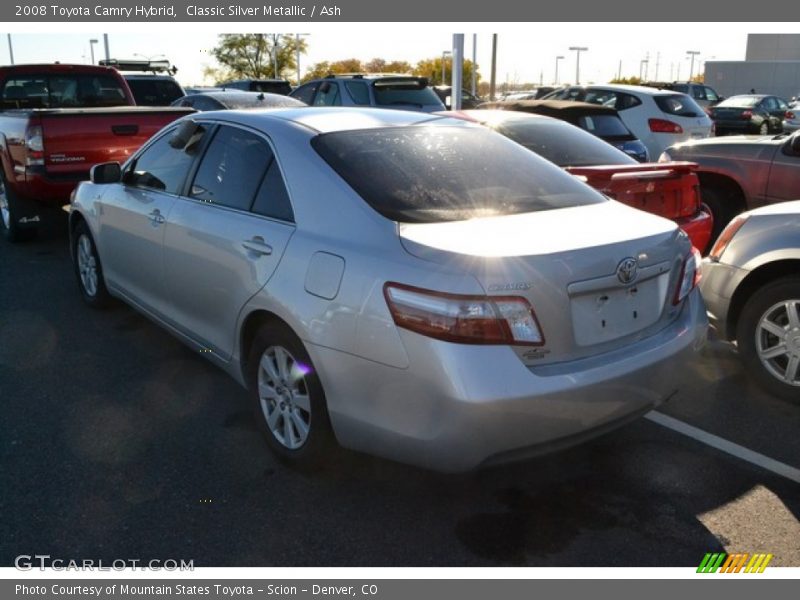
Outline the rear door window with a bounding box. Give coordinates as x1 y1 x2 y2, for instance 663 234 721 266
344 81 371 105
372 80 443 108
313 82 341 106
252 160 295 222
704 87 719 102
189 125 272 211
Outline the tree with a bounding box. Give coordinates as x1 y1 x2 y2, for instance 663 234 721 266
302 58 364 82
609 76 644 85
364 58 412 74
413 57 479 86
208 34 307 82
690 73 705 83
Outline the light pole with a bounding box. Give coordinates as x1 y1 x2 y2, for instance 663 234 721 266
295 33 309 85
271 34 280 79
569 46 588 85
441 50 451 85
89 39 98 65
6 34 14 65
639 59 649 81
471 34 477 96
554 55 564 85
686 50 700 81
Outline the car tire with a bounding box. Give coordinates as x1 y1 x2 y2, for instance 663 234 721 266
736 277 800 402
701 186 738 243
758 121 769 135
247 321 336 468
0 172 37 243
71 220 112 308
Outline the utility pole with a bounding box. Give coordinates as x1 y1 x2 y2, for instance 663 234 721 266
686 50 700 80
471 34 477 96
489 34 497 101
295 33 309 85
271 34 280 79
617 59 622 80
654 51 660 81
6 34 14 65
103 34 110 61
555 55 564 85
569 46 588 85
452 34 464 110
644 51 650 80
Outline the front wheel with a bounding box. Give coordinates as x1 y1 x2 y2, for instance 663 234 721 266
700 186 739 243
71 220 112 308
736 277 800 402
247 321 336 467
758 121 769 135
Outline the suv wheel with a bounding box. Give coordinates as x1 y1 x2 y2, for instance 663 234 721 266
0 173 36 242
737 277 800 402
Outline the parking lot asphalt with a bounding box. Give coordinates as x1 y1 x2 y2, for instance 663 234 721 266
1 225 798 567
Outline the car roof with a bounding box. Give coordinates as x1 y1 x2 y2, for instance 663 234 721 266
482 99 618 115
587 83 685 96
206 107 453 134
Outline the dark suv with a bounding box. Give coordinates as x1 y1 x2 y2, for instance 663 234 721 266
290 74 445 112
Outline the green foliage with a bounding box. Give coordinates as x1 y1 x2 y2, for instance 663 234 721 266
609 76 644 85
209 34 307 82
302 58 415 83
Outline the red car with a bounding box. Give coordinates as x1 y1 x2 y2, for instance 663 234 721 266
0 63 193 241
445 110 713 253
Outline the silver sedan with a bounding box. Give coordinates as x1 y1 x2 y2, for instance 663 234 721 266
69 107 707 472
701 200 800 401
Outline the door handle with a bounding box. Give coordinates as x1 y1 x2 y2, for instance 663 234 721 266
148 209 165 225
242 237 273 256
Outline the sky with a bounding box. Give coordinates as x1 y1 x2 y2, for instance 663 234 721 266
1 23 795 88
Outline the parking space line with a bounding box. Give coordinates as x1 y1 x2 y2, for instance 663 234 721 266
646 411 800 484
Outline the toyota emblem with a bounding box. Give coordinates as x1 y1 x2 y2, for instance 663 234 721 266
616 257 638 284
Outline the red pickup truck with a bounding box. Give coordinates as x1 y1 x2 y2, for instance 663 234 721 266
0 64 193 241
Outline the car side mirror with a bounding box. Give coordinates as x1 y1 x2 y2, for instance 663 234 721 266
90 162 121 184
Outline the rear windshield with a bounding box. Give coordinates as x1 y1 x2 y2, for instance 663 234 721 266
653 94 704 117
717 95 760 108
126 78 184 106
576 114 632 138
372 81 443 108
496 119 636 167
1 74 128 108
312 126 606 223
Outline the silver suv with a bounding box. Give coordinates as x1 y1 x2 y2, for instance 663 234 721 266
290 74 445 112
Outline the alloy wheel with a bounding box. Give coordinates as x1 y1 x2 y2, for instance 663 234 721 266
76 234 98 297
257 345 312 450
0 179 10 230
755 299 800 387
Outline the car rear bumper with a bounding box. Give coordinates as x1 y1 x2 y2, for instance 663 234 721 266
309 288 707 472
678 208 714 254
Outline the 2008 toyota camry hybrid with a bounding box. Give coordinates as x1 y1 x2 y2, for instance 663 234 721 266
69 107 707 472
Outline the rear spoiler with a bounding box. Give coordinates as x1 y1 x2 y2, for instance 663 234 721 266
565 161 698 185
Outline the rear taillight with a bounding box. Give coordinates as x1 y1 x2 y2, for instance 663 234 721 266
787 111 796 120
24 125 44 166
709 215 749 261
384 283 545 346
649 118 684 134
673 247 702 305
741 110 753 120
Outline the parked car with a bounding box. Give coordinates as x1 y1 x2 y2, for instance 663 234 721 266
290 74 445 112
171 90 305 111
542 84 714 159
500 87 554 101
68 107 707 472
99 58 185 107
479 99 650 162
700 194 800 401
708 95 789 136
446 109 713 252
642 81 723 108
782 101 799 133
217 79 292 95
0 63 194 241
660 130 800 241
432 86 482 109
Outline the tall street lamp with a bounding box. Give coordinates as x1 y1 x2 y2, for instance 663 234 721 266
686 50 700 80
295 33 309 85
441 50 452 85
639 59 649 81
554 55 564 85
569 46 588 85
89 38 98 65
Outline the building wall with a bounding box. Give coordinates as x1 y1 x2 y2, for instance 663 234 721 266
705 61 800 100
746 34 800 61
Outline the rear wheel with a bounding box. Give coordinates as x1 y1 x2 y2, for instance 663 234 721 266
0 173 36 242
247 321 336 467
758 121 769 135
736 277 800 402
